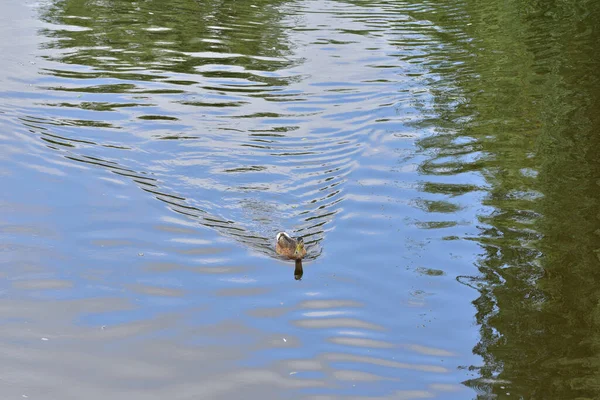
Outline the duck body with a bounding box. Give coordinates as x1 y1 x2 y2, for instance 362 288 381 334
276 232 306 260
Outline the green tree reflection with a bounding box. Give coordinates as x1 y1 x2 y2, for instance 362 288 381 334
414 0 600 397
38 0 293 76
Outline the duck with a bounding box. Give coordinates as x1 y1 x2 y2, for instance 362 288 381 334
275 232 306 260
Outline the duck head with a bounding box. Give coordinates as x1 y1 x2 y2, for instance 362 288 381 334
294 237 305 257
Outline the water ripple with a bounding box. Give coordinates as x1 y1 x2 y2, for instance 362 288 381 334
0 0 552 397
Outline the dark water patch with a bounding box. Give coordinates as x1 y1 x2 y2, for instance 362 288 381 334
415 267 445 277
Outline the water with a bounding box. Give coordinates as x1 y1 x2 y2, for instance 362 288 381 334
1 0 599 398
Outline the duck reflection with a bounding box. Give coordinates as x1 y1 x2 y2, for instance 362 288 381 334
294 259 303 280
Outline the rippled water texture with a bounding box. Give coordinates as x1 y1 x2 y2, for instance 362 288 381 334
1 0 600 398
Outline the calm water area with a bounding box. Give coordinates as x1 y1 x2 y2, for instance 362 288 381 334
1 0 599 398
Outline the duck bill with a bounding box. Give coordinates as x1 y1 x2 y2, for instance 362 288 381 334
295 244 303 256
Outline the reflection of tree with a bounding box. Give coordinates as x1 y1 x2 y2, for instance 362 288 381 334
38 0 293 75
410 0 600 397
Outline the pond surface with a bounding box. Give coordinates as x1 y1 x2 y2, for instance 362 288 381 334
1 0 599 398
